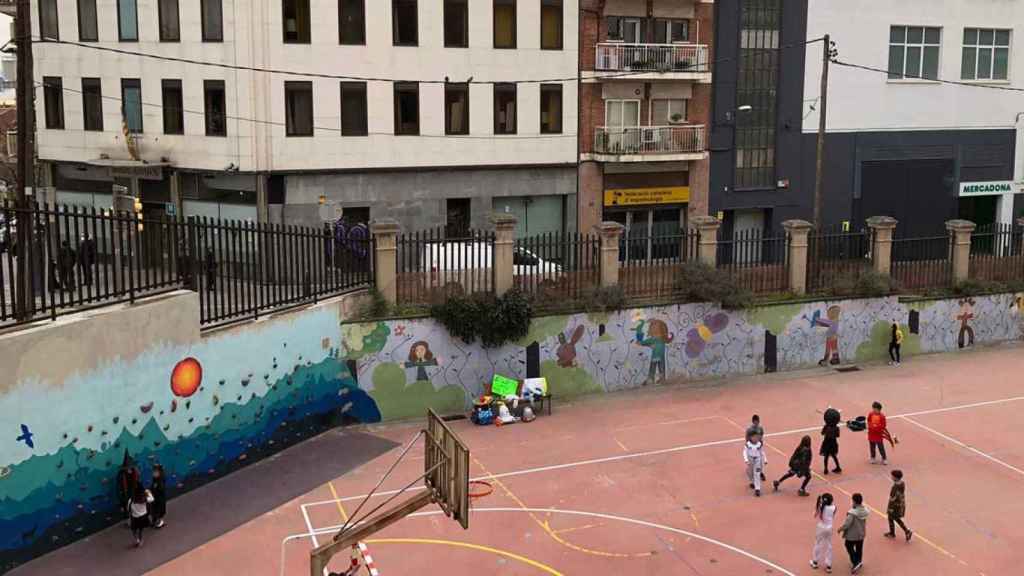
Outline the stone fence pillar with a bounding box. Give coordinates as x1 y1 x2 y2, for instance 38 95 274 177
370 218 401 305
866 216 898 276
782 219 813 295
691 215 721 267
490 213 518 296
593 221 625 288
945 219 976 284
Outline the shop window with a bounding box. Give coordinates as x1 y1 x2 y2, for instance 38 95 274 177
540 84 562 134
162 79 184 134
494 0 516 49
78 0 98 42
962 28 1010 80
43 77 65 130
540 0 562 50
82 78 103 131
888 25 941 80
393 0 418 46
204 80 227 136
285 81 314 136
283 0 311 44
444 0 468 47
341 82 368 136
494 83 516 134
339 0 366 45
445 83 469 135
394 82 420 135
158 0 180 41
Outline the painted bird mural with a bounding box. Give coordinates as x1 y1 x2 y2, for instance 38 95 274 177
16 424 35 449
685 312 730 359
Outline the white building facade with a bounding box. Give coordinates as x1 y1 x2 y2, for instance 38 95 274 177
32 0 579 234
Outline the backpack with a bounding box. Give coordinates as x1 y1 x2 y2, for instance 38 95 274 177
846 416 867 432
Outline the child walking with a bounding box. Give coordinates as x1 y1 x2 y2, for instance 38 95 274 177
774 435 813 496
839 493 869 574
743 433 767 497
867 402 889 465
149 464 167 529
811 492 836 573
888 322 903 366
821 408 843 475
746 415 767 481
128 484 154 547
884 469 913 542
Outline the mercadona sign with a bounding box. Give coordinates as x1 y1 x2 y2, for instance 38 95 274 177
958 181 1015 196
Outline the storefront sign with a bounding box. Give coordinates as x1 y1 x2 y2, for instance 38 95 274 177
958 181 1015 196
604 186 690 207
107 164 164 181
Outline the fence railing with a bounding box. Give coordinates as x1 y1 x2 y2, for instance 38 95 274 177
396 228 496 306
807 230 872 293
716 229 788 294
594 125 705 156
595 42 710 72
891 234 952 290
969 222 1024 283
0 201 372 329
514 232 600 304
619 229 699 299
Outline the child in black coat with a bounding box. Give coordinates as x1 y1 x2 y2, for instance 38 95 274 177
149 464 167 529
774 435 813 496
821 407 843 475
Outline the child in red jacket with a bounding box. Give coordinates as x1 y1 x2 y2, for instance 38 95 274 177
867 401 895 465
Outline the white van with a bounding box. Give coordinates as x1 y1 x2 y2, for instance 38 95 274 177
420 242 562 290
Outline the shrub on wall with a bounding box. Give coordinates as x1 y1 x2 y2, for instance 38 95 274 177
430 289 533 348
828 270 897 298
673 262 754 309
578 285 626 313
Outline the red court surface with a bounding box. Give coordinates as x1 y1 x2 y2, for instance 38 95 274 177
147 343 1024 574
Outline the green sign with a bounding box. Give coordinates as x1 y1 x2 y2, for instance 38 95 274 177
959 181 1015 196
491 374 519 397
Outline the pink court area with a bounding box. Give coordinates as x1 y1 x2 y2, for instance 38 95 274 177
161 343 1024 576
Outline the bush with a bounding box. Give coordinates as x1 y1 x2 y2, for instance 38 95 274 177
952 278 1009 296
356 288 392 320
673 262 754 309
430 289 533 348
828 270 897 298
578 285 626 313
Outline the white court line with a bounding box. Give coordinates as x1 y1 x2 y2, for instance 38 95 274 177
901 416 1024 478
300 503 319 548
286 507 797 576
303 394 1024 510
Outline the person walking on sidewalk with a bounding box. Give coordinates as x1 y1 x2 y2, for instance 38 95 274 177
128 484 154 547
867 402 889 465
743 433 767 497
839 493 869 574
149 464 167 529
746 415 767 481
884 469 913 542
811 492 837 573
888 322 903 366
774 435 813 496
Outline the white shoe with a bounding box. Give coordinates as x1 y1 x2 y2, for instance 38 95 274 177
810 560 819 569
852 562 863 573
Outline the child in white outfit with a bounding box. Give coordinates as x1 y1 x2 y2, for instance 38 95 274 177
743 434 767 496
811 492 836 573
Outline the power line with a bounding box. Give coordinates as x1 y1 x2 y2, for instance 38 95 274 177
832 59 1024 93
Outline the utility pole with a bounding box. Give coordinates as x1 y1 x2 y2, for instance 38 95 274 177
813 34 830 230
14 0 36 319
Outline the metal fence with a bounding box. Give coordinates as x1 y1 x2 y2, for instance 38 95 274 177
514 232 600 303
396 228 496 305
716 229 789 294
969 222 1024 283
0 201 372 329
807 230 873 293
619 229 699 299
891 234 952 290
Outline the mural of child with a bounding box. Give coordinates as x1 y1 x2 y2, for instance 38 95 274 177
956 298 976 349
813 306 842 366
404 341 440 382
635 318 674 385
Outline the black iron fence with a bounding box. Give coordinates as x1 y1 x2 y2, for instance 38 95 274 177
716 229 788 294
807 229 872 293
514 232 600 303
619 229 699 299
0 202 372 329
890 234 951 290
396 228 496 305
969 222 1024 283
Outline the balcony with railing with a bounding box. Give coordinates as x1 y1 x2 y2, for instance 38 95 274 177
590 125 706 162
593 43 710 80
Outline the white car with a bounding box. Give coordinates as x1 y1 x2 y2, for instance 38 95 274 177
419 241 562 291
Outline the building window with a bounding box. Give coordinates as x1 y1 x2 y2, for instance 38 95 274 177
962 28 1010 80
77 0 98 42
118 0 139 41
39 0 59 40
394 82 419 135
888 26 941 80
605 99 639 129
82 78 103 131
494 83 516 134
283 0 311 44
285 81 314 136
43 77 65 130
446 198 471 237
606 16 643 43
654 19 689 43
540 0 562 50
162 79 184 134
444 0 468 48
393 0 418 46
339 0 366 45
734 0 780 189
121 79 143 133
341 82 368 136
445 83 469 135
202 0 224 42
158 0 180 42
494 0 516 49
540 83 562 133
204 80 227 136
652 98 687 124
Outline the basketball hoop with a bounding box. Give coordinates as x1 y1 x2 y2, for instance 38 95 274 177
468 480 493 500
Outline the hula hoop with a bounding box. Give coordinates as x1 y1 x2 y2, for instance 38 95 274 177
468 480 493 499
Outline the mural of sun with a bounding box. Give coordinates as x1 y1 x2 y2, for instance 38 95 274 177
171 358 203 398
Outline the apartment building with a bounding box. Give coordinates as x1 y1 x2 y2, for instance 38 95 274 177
578 0 713 246
31 0 579 236
710 0 1024 237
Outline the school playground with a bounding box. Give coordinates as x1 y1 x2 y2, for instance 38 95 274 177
13 342 1024 576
